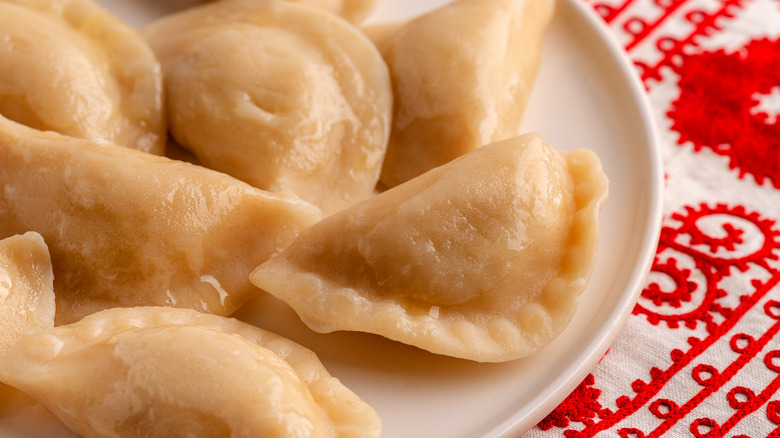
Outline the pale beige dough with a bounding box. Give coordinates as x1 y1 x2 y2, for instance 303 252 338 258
212 0 377 23
143 0 392 215
0 0 166 155
0 307 381 438
0 232 54 351
0 232 57 427
372 0 556 188
251 133 608 362
0 115 321 325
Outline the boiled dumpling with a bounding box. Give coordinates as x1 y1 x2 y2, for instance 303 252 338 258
286 0 377 23
0 115 321 325
373 0 555 187
0 232 56 430
142 0 393 215
0 306 381 438
250 133 608 362
211 0 377 24
0 0 166 155
0 232 54 351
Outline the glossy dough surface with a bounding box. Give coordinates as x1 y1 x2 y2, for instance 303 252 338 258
0 232 54 351
0 307 381 438
0 115 321 325
143 0 392 215
375 0 555 187
251 134 608 362
0 0 166 155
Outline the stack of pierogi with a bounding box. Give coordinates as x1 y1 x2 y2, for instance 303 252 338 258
0 0 608 436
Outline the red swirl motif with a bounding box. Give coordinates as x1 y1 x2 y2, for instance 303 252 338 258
536 2 780 436
634 204 779 331
538 204 780 436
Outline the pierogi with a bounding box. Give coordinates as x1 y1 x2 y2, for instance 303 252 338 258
0 232 56 427
0 115 321 325
373 0 555 187
0 232 54 351
212 0 377 24
251 133 608 362
143 0 393 215
0 0 166 155
0 307 381 438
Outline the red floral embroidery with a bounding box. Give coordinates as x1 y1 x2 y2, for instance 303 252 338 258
534 2 780 436
537 374 608 431
668 38 780 188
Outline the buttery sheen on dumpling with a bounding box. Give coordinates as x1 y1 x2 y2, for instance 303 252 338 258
0 115 321 325
212 0 377 24
142 0 392 215
0 307 381 438
0 0 166 155
251 133 608 362
373 0 555 187
0 232 54 351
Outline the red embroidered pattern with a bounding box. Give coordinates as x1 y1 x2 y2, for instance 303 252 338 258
533 1 780 436
591 0 634 24
591 0 744 83
536 374 607 431
538 204 780 436
668 38 780 188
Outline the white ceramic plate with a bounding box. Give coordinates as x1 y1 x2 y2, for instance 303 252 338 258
0 1 663 437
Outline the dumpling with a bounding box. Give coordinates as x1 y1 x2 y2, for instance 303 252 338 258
0 115 321 325
0 0 166 155
0 232 56 429
211 0 377 24
0 232 54 351
0 306 381 438
287 0 377 23
250 133 608 362
142 0 393 215
373 0 555 187
0 232 58 434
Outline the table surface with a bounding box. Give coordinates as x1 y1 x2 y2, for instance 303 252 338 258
527 0 780 436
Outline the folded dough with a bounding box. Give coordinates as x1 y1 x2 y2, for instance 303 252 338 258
0 307 381 438
143 0 392 215
251 133 608 362
0 232 56 426
0 232 54 351
0 0 166 155
0 115 321 325
373 0 555 187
